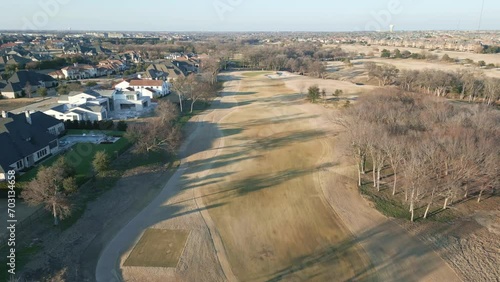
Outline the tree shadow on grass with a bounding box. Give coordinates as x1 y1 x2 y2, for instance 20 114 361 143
220 91 258 97
225 113 320 128
261 218 480 282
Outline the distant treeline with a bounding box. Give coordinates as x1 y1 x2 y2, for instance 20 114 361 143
481 45 500 54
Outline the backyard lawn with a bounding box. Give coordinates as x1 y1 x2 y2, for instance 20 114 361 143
17 131 131 185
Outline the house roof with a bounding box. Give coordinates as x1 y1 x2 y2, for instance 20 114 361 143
0 114 58 172
129 79 164 87
95 90 115 97
68 90 101 98
29 112 63 129
47 104 68 113
1 70 56 93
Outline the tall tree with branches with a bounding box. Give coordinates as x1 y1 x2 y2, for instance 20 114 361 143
22 165 74 225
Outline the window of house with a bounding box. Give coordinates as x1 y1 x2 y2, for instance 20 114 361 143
16 160 23 169
37 148 48 159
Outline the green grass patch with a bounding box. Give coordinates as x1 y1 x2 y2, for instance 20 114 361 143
124 228 189 267
242 71 272 77
65 138 131 185
17 135 131 187
360 183 409 220
176 101 210 127
0 244 43 282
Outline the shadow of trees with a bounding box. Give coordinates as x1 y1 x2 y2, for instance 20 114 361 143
263 218 478 282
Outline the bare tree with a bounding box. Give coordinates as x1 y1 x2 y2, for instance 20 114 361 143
201 57 221 85
24 82 32 98
172 75 196 113
22 166 73 225
484 78 500 105
126 101 181 154
190 76 219 113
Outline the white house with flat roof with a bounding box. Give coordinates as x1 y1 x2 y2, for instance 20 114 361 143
97 89 150 112
115 79 170 99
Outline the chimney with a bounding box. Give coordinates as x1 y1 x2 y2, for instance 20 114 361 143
1 110 7 118
25 111 32 124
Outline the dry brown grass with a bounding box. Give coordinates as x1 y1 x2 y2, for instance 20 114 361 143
194 74 373 281
0 98 37 112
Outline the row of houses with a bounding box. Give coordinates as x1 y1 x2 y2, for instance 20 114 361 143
49 60 127 80
0 70 58 99
29 80 166 122
0 110 65 180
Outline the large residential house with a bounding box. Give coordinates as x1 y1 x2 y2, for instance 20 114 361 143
42 91 110 121
44 104 108 122
60 64 98 79
0 111 63 180
98 59 126 74
173 59 199 74
0 70 58 99
97 90 151 112
115 51 142 64
143 63 186 81
0 54 32 68
115 79 170 99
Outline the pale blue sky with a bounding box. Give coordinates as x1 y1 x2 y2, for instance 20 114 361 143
0 0 498 31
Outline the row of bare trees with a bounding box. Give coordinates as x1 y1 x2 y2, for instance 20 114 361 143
236 44 345 78
366 62 500 105
337 89 499 221
398 69 500 105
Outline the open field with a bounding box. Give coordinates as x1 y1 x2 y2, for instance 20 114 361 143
195 75 371 281
96 71 471 282
335 44 500 65
124 229 189 268
242 71 273 77
357 58 500 79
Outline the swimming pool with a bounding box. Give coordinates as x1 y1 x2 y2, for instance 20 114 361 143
59 134 120 146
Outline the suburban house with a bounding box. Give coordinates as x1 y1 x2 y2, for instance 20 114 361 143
143 63 169 80
173 59 199 74
115 79 170 99
0 54 32 68
97 89 151 111
0 70 58 99
61 64 98 79
58 91 110 111
48 70 65 80
41 90 110 121
98 59 126 74
115 51 142 64
0 111 63 180
44 104 108 122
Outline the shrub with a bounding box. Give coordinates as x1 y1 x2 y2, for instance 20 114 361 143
116 120 128 131
92 151 110 174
